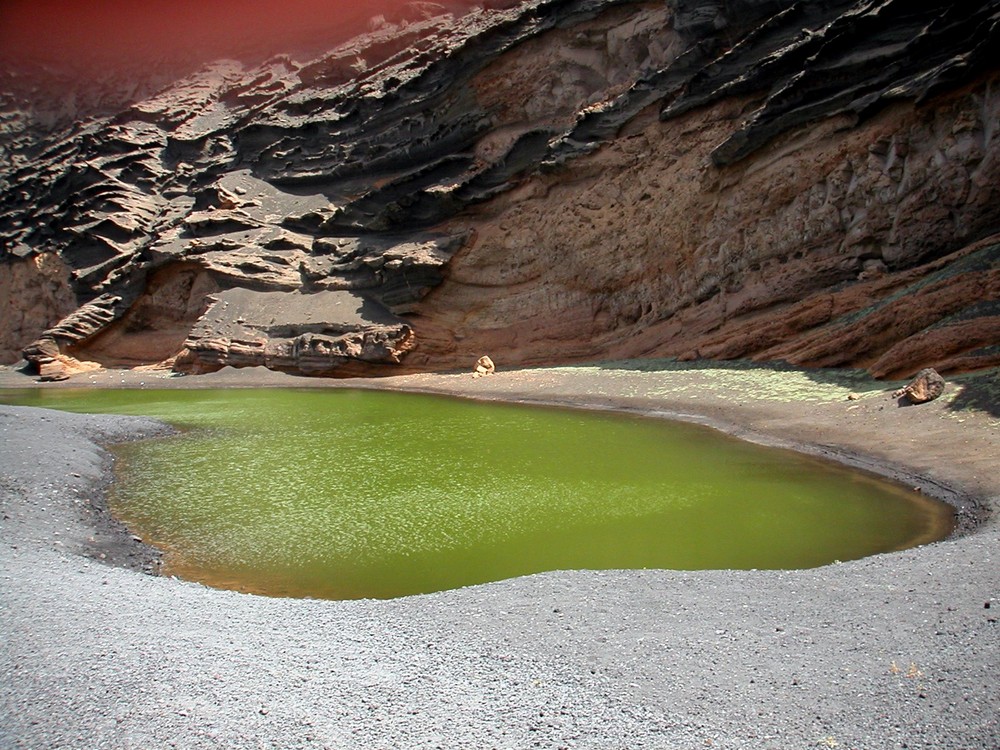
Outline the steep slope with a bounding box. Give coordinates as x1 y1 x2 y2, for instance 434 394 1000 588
2 0 998 379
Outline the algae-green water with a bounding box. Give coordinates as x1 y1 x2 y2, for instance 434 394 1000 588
1 388 953 599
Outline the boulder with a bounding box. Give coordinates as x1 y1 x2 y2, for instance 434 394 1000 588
893 368 946 404
38 361 69 382
472 355 495 378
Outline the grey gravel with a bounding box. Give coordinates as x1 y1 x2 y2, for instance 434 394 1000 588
1 403 997 750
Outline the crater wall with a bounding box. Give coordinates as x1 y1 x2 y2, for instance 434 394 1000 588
2 0 998 378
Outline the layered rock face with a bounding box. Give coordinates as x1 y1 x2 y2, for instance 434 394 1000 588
2 0 999 379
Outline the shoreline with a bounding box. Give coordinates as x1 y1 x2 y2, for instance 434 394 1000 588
0 366 984 544
347 386 985 538
7 360 988 532
1 361 998 749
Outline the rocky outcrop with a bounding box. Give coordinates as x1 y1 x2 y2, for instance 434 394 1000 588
2 0 999 379
174 288 416 375
0 253 76 362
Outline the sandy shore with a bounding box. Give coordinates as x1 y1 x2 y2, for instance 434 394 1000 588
1 361 997 749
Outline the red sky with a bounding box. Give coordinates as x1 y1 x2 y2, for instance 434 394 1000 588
0 1 479 70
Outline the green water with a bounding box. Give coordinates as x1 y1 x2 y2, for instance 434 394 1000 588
1 388 953 599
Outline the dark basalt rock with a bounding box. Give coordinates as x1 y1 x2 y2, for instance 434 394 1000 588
5 1 642 374
663 0 1000 167
2 0 999 376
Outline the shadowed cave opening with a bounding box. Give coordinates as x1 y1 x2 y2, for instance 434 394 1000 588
68 264 220 368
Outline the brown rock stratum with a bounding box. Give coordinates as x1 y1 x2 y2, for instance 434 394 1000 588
2 0 999 379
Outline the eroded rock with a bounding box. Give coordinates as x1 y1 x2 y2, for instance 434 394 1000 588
472 355 496 378
175 288 416 375
894 368 947 405
2 0 999 378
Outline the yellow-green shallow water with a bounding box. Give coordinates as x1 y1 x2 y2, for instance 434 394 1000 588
0 388 954 599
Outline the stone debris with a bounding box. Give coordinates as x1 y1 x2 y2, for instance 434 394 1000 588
37 361 70 382
893 368 947 404
472 355 496 378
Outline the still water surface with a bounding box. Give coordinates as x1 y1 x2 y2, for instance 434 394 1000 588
1 388 953 599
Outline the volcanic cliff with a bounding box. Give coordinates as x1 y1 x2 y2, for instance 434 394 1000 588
2 0 999 379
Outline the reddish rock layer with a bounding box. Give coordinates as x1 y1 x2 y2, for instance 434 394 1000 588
2 0 998 379
407 78 1000 377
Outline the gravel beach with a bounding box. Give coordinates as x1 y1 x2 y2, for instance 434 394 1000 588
1 362 997 749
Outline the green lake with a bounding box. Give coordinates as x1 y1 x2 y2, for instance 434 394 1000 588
1 388 954 599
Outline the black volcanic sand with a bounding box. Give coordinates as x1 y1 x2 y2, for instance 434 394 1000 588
1 362 997 749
